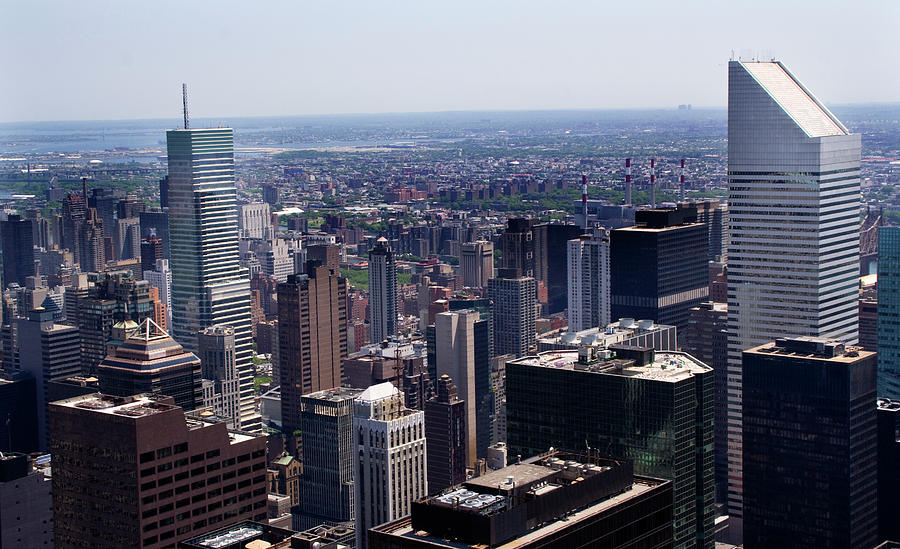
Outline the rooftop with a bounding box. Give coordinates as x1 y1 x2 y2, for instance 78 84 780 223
509 349 710 383
54 393 257 444
745 337 873 363
302 386 363 403
374 451 669 548
737 60 848 138
357 381 400 403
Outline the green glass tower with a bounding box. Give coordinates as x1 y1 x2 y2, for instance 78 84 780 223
878 226 900 399
167 128 258 430
506 347 715 549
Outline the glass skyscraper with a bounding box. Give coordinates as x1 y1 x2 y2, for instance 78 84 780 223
506 348 715 549
878 227 900 398
167 128 258 430
726 60 861 534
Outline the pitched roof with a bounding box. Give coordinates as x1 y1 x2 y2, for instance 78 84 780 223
738 61 848 138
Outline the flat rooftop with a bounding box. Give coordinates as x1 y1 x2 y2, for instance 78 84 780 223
54 393 257 444
377 480 661 548
302 386 363 403
745 339 874 363
510 349 710 383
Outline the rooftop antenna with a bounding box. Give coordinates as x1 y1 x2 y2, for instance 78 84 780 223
182 83 190 130
649 158 656 208
679 159 686 201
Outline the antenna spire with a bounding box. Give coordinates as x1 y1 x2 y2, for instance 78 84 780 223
182 83 190 130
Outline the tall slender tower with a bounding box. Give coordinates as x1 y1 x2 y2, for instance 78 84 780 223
726 60 861 536
166 122 257 430
566 228 611 332
277 263 348 434
368 238 397 344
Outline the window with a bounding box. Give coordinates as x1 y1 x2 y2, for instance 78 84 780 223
140 451 155 464
156 447 172 460
174 442 188 454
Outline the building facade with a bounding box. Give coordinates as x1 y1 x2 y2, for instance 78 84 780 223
297 387 361 530
878 226 900 398
487 270 536 359
424 375 466 495
742 338 877 549
726 61 862 529
198 324 241 428
506 348 715 549
166 128 256 430
368 238 398 344
50 393 267 549
610 207 708 333
353 383 427 549
459 240 493 289
97 318 202 412
0 453 53 548
277 264 348 434
567 228 611 332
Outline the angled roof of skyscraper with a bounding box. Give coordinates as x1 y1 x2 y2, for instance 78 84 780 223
736 61 848 138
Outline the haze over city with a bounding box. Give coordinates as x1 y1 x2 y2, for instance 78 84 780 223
2 3 900 549
2 0 899 122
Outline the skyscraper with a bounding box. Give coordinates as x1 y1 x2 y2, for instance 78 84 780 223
278 263 348 434
0 452 53 548
77 273 153 374
1 214 35 288
433 310 482 466
353 383 427 549
506 347 715 549
610 207 708 332
534 223 583 314
166 127 257 430
459 240 493 288
198 324 240 428
143 259 173 330
742 338 877 548
50 393 267 549
14 297 81 450
97 318 202 411
500 218 537 278
726 60 861 531
566 228 610 332
487 269 536 358
878 226 900 398
368 238 397 344
424 374 466 494
297 386 362 530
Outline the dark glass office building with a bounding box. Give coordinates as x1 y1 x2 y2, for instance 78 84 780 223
742 338 878 549
877 398 900 544
424 375 467 494
506 347 714 549
610 207 708 333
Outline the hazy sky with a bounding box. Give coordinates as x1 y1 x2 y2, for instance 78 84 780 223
2 0 898 123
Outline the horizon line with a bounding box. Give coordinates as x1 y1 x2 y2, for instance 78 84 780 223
3 101 898 126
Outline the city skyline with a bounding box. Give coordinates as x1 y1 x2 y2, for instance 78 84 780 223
2 1 898 123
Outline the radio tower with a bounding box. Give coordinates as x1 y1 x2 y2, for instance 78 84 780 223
679 158 686 201
649 158 656 208
625 158 632 205
581 174 589 230
182 83 190 130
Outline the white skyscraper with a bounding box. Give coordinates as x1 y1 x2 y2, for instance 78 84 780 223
368 238 397 344
353 382 427 549
143 258 172 329
167 127 258 430
726 60 861 537
566 228 610 332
